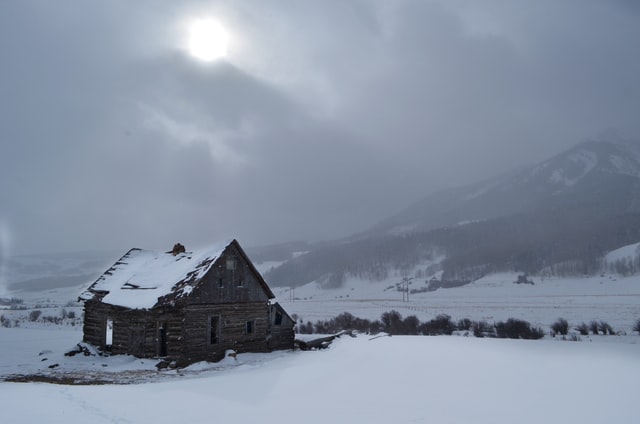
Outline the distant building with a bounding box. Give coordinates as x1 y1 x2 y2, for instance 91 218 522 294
79 239 294 365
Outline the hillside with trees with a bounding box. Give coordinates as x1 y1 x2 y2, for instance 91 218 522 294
262 135 640 288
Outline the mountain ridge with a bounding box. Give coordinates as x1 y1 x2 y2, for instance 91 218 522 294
5 134 640 293
365 133 640 238
263 133 640 287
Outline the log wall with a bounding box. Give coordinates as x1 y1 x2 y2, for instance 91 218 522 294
182 302 271 363
82 300 184 358
269 304 295 351
187 244 270 305
82 299 294 364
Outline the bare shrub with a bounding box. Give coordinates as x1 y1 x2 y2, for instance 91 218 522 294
419 314 456 335
368 320 383 334
575 322 589 336
457 318 472 331
42 315 62 324
495 318 545 340
29 310 42 322
381 310 404 335
0 315 11 328
297 312 382 335
551 318 569 336
403 315 420 335
598 321 614 335
472 320 493 338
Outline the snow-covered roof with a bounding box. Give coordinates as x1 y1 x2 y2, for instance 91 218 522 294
79 241 231 309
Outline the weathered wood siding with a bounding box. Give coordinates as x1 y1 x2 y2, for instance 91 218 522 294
82 299 279 363
188 244 270 305
82 300 184 358
182 302 270 363
82 299 109 348
269 303 295 351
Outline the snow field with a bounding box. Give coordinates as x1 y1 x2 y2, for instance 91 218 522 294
276 273 640 332
1 331 639 423
1 270 639 423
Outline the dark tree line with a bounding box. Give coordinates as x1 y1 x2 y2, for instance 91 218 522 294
604 255 640 276
266 234 442 287
297 312 630 340
296 311 545 340
266 207 640 288
436 210 640 280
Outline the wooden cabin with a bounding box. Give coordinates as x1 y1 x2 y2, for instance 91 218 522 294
79 239 295 365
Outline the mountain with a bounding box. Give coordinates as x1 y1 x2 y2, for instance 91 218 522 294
263 133 640 287
6 134 640 295
367 132 640 238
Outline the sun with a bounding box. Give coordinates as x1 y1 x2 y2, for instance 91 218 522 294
187 18 229 62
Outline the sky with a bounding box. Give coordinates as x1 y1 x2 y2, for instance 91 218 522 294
1 0 640 256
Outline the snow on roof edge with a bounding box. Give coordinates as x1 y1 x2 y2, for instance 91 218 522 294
79 240 233 309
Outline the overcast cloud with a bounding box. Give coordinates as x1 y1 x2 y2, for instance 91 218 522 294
1 0 639 256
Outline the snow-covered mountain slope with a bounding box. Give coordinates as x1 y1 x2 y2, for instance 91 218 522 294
368 133 640 237
605 241 640 263
263 134 640 288
603 241 640 276
5 135 640 298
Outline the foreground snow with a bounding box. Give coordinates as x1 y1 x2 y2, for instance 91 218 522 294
2 270 639 422
1 328 639 423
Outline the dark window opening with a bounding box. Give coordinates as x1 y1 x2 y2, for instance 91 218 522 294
218 277 223 288
210 316 219 344
226 259 236 271
246 320 254 334
275 312 283 326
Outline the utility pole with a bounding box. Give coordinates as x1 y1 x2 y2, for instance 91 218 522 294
401 276 413 302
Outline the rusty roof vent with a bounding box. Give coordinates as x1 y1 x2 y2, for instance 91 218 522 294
170 243 186 256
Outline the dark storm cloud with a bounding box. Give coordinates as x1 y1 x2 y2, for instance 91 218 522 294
1 0 639 255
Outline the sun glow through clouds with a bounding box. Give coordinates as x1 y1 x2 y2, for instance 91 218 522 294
187 18 229 62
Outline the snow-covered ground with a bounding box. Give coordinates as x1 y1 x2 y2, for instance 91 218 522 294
0 327 639 423
1 268 640 422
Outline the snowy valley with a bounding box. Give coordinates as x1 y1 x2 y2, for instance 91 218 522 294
2 255 640 423
2 136 640 423
4 1 640 421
